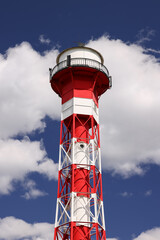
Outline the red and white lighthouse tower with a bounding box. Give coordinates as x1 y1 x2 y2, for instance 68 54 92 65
50 46 112 240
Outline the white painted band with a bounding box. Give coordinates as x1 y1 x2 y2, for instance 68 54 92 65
61 97 99 123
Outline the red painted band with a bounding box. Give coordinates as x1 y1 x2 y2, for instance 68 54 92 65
54 222 106 240
62 90 99 107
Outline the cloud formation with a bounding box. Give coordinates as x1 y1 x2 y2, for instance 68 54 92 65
87 36 160 177
136 27 155 45
133 227 160 240
0 42 59 195
0 217 53 240
145 189 152 196
0 42 60 139
107 238 118 240
120 191 133 197
39 35 51 44
0 138 58 195
22 179 48 200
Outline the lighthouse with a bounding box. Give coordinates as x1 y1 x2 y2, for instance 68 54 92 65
50 46 112 240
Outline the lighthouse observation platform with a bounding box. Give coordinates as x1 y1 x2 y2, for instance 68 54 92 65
50 57 110 79
49 46 112 88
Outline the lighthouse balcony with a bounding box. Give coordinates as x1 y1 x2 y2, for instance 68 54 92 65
50 57 111 83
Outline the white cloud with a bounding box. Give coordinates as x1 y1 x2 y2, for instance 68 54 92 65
0 42 60 195
87 36 160 177
136 28 155 45
145 190 152 196
133 227 160 240
0 138 58 195
107 238 118 240
22 180 47 200
146 48 160 54
0 42 60 139
0 217 53 240
39 35 51 44
120 191 133 197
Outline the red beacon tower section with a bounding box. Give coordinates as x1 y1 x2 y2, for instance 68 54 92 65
50 46 112 240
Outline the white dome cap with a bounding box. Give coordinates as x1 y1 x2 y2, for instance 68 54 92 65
56 46 104 64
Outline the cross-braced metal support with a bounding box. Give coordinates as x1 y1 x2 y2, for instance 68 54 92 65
54 114 106 240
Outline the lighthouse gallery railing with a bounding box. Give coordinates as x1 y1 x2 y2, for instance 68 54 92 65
50 57 110 79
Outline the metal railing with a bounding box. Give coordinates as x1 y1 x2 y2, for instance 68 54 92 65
49 57 110 79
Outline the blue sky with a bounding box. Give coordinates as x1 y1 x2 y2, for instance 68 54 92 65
0 0 160 239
